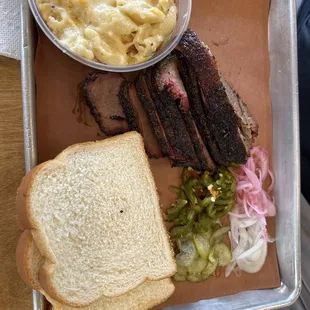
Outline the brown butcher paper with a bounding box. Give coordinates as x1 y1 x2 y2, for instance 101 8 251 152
34 0 280 307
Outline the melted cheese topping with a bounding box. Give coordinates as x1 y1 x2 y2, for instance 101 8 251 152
37 0 177 66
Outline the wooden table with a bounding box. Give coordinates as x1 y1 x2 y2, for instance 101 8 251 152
0 56 32 309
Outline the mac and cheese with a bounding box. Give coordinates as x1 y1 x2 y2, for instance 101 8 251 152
37 0 177 66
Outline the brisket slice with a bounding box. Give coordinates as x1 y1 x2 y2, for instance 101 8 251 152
155 55 216 171
118 80 139 131
135 72 171 157
175 51 223 166
119 80 163 158
220 76 259 154
83 72 128 136
150 59 201 169
177 29 258 164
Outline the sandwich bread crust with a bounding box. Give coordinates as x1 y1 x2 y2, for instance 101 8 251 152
16 229 175 310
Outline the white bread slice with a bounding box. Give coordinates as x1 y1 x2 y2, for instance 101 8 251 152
16 132 176 307
16 230 175 310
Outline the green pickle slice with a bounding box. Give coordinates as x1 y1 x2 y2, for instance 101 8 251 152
210 226 231 245
213 243 232 266
167 167 235 283
193 233 211 259
187 257 208 274
201 260 218 280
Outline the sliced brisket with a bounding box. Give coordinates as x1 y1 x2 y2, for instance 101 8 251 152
83 72 129 136
118 80 139 131
175 52 224 165
155 55 216 170
150 59 200 169
177 29 258 164
135 72 171 157
119 80 163 158
220 76 259 154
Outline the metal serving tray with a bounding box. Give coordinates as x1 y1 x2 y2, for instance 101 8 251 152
20 0 301 309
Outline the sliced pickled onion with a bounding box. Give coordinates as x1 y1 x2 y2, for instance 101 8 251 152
236 243 267 274
237 238 264 260
225 260 237 277
226 146 275 277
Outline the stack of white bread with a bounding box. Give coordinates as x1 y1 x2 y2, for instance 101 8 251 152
16 132 176 310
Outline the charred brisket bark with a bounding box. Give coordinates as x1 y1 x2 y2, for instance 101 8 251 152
135 72 171 157
176 52 224 165
118 80 139 131
119 80 163 158
155 55 216 170
150 60 201 169
177 29 258 164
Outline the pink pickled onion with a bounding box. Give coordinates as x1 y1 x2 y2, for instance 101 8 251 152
226 146 276 277
250 146 269 180
229 146 275 221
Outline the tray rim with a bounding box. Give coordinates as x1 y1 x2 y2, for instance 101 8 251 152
20 0 301 309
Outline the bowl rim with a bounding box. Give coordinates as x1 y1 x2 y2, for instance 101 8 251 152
28 0 192 72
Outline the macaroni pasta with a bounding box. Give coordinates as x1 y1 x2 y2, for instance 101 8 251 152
37 0 177 66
